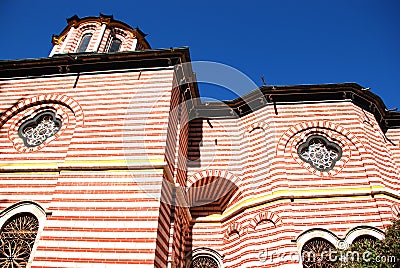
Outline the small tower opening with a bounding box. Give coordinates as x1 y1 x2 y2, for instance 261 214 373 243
107 37 122 53
76 33 92 53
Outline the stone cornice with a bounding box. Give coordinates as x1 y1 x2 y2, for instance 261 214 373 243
196 83 400 132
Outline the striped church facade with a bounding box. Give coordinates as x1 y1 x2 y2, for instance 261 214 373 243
0 14 399 268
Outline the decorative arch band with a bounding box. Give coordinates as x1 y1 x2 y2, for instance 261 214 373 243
276 120 365 156
186 169 241 188
225 222 243 238
249 211 283 230
0 94 84 129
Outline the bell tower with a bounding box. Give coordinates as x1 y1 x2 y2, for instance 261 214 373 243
0 14 197 268
49 14 151 56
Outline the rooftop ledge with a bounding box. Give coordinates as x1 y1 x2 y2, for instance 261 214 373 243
0 48 399 131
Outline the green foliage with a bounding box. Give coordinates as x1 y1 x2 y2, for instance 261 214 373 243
339 217 400 268
381 217 400 268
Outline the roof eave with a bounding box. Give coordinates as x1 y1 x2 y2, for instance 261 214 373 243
196 83 400 132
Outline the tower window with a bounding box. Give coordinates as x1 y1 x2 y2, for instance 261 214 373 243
0 213 39 267
108 38 122 52
76 33 92 52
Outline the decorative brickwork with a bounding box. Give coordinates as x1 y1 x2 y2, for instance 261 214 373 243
7 104 69 153
0 14 400 268
278 122 354 177
249 211 283 230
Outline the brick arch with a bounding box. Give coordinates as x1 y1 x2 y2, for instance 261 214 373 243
73 22 100 51
0 94 84 129
246 121 268 133
225 222 243 238
111 27 131 39
296 228 339 252
186 169 241 188
106 27 132 52
77 21 101 37
345 226 384 244
276 120 366 157
249 211 283 230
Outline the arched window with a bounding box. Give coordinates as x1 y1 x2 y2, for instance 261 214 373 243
76 32 92 52
301 238 336 268
188 248 223 268
108 37 122 52
0 213 39 267
190 256 219 268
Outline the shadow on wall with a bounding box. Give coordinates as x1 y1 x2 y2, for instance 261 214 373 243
187 176 239 218
187 118 203 168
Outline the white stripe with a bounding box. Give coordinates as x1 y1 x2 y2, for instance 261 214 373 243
39 240 156 250
32 261 154 268
50 201 161 208
52 193 161 199
42 230 158 239
44 220 159 229
33 251 154 260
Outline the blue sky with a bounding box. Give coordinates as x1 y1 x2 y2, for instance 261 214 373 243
0 1 399 108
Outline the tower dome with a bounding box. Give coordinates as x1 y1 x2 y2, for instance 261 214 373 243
49 14 150 56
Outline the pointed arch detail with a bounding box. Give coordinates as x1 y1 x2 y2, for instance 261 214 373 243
225 222 243 238
246 121 268 133
186 170 241 188
0 94 84 129
276 120 366 156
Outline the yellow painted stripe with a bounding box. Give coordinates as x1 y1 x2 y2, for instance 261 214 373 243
199 185 391 222
59 169 165 174
63 159 165 165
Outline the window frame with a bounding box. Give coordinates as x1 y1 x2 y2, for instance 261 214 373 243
76 32 93 53
107 37 122 53
0 202 47 267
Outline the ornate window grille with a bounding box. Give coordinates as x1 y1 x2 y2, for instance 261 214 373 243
0 213 39 267
18 111 62 147
301 238 336 268
298 135 342 172
190 256 219 268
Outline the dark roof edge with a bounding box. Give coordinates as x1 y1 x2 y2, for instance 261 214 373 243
0 46 200 115
1 49 398 131
0 47 191 78
196 83 400 132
